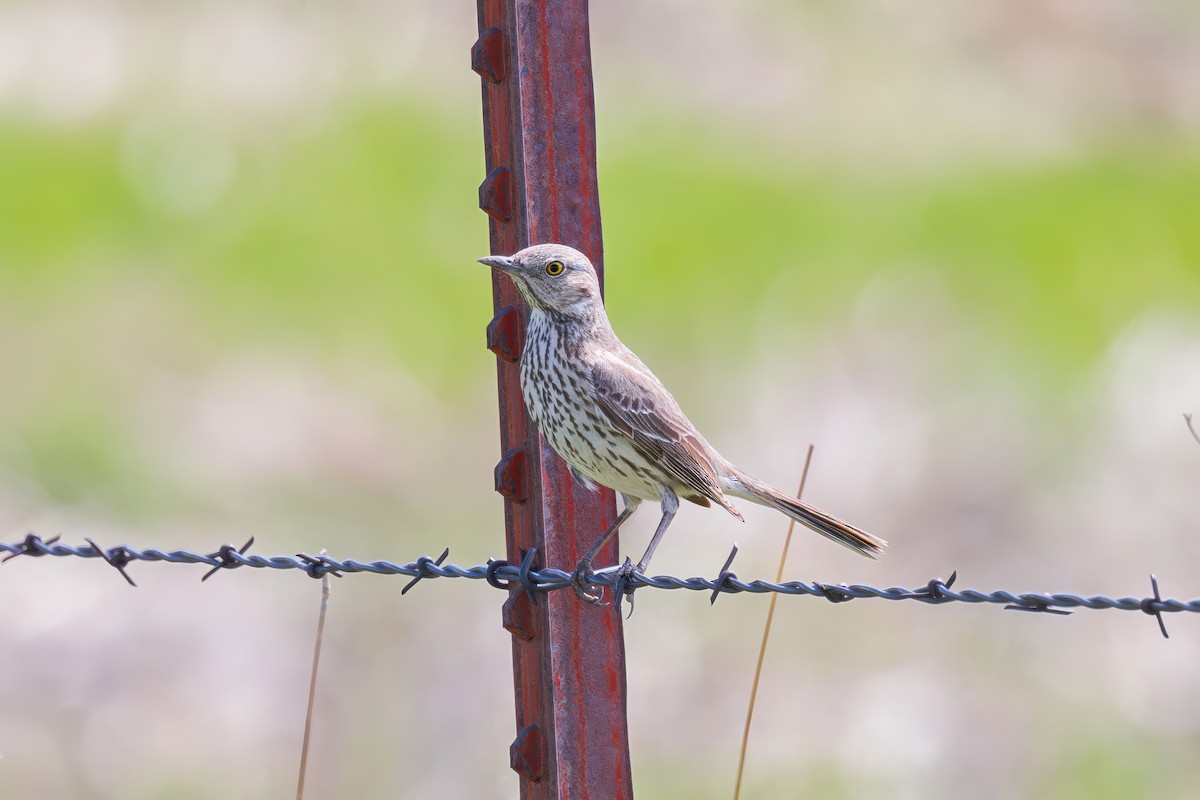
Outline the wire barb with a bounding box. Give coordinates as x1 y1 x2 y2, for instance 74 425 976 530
1142 574 1170 639
295 552 343 580
814 582 856 604
516 547 540 605
201 537 257 582
85 538 137 587
1003 597 1073 615
0 533 62 564
710 544 740 606
919 571 958 603
402 548 450 595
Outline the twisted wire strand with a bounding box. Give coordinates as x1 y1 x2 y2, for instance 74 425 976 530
3 535 1197 622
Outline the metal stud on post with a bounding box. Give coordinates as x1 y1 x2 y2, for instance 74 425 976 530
473 1 634 798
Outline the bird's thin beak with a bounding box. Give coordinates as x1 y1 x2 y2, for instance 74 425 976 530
477 255 518 272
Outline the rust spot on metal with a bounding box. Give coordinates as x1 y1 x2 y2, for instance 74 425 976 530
502 590 539 641
495 447 527 502
471 27 507 83
487 305 524 363
510 724 545 782
479 166 514 222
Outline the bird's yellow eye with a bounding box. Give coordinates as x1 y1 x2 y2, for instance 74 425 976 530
546 260 565 276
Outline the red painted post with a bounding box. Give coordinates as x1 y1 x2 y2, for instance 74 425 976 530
473 1 634 799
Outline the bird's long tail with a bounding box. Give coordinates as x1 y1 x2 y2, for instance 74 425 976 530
722 469 886 558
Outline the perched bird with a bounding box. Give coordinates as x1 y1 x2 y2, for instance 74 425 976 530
478 244 885 603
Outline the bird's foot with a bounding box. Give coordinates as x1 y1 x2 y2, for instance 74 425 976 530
571 558 605 606
572 557 645 613
611 558 643 618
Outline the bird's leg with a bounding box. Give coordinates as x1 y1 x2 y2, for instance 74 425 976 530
572 497 640 605
613 492 679 604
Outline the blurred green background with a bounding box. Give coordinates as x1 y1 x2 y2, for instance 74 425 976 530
1 2 1198 798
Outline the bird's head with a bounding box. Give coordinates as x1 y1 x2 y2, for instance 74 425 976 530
478 244 602 318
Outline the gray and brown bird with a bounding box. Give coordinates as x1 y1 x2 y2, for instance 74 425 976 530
478 244 885 603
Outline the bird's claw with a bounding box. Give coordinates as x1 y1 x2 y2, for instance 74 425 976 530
612 558 642 617
571 559 606 606
571 557 644 611
610 557 634 598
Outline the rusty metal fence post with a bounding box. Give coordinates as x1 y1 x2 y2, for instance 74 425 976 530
472 1 634 798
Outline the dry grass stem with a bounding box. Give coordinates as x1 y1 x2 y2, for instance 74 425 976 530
296 552 333 800
733 444 815 800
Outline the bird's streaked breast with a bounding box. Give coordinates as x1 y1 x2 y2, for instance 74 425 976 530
519 310 664 501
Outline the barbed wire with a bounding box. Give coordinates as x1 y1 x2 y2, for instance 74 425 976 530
2 534 1195 637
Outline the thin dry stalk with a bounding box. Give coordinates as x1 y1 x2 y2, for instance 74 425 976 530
296 553 333 800
733 444 815 800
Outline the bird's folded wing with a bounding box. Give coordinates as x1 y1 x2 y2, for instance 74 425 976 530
589 352 733 511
